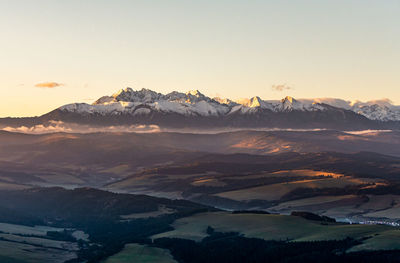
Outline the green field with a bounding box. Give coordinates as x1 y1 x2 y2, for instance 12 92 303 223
0 233 77 249
224 169 343 180
120 205 176 220
267 194 400 220
268 195 365 218
348 230 400 252
103 243 177 263
152 212 400 251
0 240 76 263
0 222 65 236
215 177 371 201
269 195 357 210
359 195 400 211
0 222 81 263
364 207 400 219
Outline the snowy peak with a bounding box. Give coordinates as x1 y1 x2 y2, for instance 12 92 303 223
164 90 215 105
350 101 400 121
281 96 298 111
303 98 400 121
186 89 203 97
249 96 265 108
282 96 295 104
213 97 237 106
235 96 324 112
241 96 263 108
93 88 163 105
184 90 210 104
235 96 271 109
112 88 163 103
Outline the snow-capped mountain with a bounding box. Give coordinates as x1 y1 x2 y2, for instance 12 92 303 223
348 100 400 122
58 88 400 122
1 88 399 130
57 88 333 116
60 88 231 117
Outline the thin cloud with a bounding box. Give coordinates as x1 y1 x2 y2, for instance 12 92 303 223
35 82 64 88
2 121 161 134
272 84 292 92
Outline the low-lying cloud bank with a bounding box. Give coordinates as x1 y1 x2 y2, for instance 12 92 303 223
2 125 329 135
344 129 393 135
2 121 160 134
1 121 394 135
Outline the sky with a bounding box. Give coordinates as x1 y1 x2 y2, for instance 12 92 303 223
0 0 399 117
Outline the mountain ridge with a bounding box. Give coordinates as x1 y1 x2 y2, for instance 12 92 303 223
64 87 400 121
1 87 399 130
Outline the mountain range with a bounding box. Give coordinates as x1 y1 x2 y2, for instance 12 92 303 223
1 88 400 130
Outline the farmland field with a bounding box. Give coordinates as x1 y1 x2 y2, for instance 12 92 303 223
0 222 82 263
348 230 400 252
224 169 344 180
103 243 177 263
0 223 64 236
0 239 77 263
269 195 358 210
215 177 371 201
152 211 400 250
120 205 176 220
364 207 400 219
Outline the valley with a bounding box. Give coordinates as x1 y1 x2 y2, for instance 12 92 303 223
0 129 399 262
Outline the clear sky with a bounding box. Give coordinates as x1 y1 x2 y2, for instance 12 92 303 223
0 0 399 117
